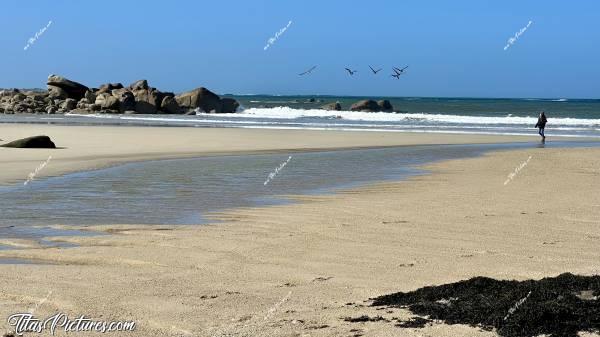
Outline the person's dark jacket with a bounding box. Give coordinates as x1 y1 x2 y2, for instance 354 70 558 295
535 114 547 128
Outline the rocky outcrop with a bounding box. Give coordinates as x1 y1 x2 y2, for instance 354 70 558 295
350 100 381 112
1 76 240 115
378 100 393 112
321 102 342 111
350 99 394 112
47 74 89 100
1 135 56 148
0 89 51 114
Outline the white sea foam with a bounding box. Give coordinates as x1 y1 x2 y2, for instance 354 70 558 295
65 108 600 137
195 107 600 126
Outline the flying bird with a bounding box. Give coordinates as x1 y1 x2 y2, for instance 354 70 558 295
369 65 382 74
345 68 357 75
393 66 409 75
299 65 317 76
391 66 409 79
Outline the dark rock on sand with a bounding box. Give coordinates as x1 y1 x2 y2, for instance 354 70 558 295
47 74 89 100
1 135 56 148
321 102 342 111
370 273 600 337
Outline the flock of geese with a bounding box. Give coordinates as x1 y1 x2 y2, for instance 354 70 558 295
298 65 408 79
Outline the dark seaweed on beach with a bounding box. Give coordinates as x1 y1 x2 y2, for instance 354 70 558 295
369 273 600 337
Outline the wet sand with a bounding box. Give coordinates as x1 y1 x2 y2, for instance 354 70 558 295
1 143 600 336
0 124 542 186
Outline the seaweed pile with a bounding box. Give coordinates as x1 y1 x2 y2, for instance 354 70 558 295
370 273 600 337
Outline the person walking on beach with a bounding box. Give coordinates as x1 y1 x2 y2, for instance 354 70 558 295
535 111 547 139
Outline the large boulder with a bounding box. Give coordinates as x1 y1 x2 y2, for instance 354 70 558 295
128 80 149 91
1 135 56 148
118 91 136 112
132 88 161 114
61 98 77 111
95 93 120 111
97 83 124 94
221 98 239 113
160 96 181 114
48 86 68 99
378 100 394 112
84 90 97 104
175 87 223 113
47 74 89 100
350 100 381 112
10 93 27 103
321 102 342 111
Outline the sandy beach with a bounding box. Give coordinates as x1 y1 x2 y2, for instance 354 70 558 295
1 124 600 336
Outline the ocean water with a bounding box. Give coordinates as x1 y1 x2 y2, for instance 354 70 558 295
2 96 598 137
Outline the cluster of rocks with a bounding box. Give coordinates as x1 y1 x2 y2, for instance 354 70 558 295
320 99 394 112
0 75 240 115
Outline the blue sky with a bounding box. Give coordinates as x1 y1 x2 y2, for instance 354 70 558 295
1 0 599 98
